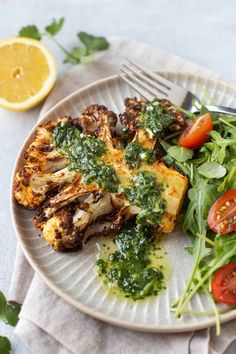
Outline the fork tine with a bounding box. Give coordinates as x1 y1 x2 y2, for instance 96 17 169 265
119 74 154 101
127 59 179 91
120 66 168 99
122 63 169 97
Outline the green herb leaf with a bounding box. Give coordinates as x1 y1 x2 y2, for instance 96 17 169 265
167 146 194 162
78 32 109 53
183 180 218 237
176 235 236 320
217 166 236 192
199 105 210 116
0 291 7 318
63 47 92 64
79 54 93 63
45 17 65 36
197 161 226 179
18 25 41 40
4 303 21 326
0 336 11 354
18 21 109 66
159 139 171 152
0 291 21 327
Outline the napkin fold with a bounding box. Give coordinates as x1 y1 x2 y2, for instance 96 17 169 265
10 36 236 354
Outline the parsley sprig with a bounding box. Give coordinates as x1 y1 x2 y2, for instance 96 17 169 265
0 336 11 354
0 291 21 354
18 18 109 64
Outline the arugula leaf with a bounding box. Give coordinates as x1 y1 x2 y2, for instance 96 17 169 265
174 180 219 317
217 166 236 192
45 17 65 36
167 146 193 162
201 141 222 164
182 180 218 238
0 291 21 327
78 32 109 53
159 139 171 152
210 130 236 148
169 110 236 326
174 236 211 317
0 336 11 354
199 105 210 116
197 161 226 179
63 47 92 64
177 235 236 317
18 25 41 40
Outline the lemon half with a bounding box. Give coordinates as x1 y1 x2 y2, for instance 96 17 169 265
0 37 57 111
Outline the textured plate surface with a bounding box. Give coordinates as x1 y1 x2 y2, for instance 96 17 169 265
11 72 236 332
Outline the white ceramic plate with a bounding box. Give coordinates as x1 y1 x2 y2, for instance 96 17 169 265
11 72 236 332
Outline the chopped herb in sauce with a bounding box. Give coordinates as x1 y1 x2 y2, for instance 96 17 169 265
53 121 119 192
139 99 174 138
97 171 166 300
124 141 156 168
96 222 164 300
122 171 166 226
54 122 167 300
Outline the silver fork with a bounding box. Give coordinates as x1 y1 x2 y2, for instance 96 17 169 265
120 59 236 116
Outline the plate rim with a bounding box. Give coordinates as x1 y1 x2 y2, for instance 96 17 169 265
10 71 236 333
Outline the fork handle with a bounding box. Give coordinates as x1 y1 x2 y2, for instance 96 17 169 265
192 105 236 117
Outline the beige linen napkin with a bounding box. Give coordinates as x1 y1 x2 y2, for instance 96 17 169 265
10 36 236 354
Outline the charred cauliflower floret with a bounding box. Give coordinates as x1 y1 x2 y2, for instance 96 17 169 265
34 179 100 229
43 192 115 251
73 104 117 147
24 116 70 173
43 209 83 252
120 97 187 139
14 166 79 209
119 97 188 161
119 97 148 140
13 116 79 209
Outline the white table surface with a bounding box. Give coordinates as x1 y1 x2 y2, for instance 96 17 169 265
0 0 236 353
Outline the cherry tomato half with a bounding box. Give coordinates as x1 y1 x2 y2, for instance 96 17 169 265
211 263 236 304
179 113 213 148
208 189 236 234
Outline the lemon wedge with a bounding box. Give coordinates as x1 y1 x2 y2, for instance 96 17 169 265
0 37 57 111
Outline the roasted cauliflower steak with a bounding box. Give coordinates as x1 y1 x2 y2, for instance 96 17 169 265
14 98 188 251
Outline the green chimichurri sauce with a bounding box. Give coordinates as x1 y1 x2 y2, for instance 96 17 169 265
96 223 165 300
96 235 170 301
54 121 168 300
124 141 156 168
97 171 167 300
122 171 166 226
53 121 119 192
139 99 174 138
